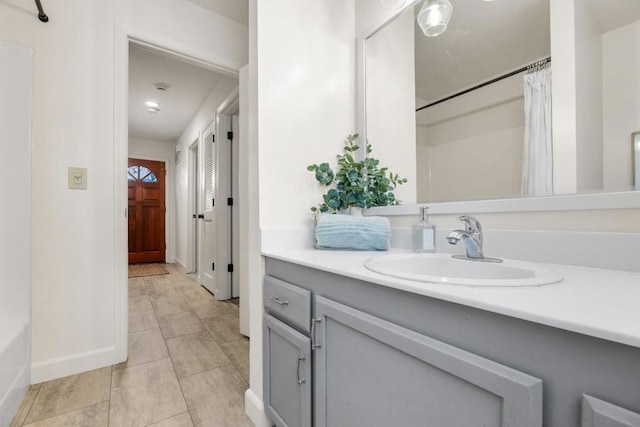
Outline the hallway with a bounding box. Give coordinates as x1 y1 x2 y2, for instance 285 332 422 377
12 264 253 426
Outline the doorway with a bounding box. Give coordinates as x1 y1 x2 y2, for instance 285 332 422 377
115 28 245 366
127 158 166 264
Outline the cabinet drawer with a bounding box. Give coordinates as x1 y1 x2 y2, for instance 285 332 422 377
264 276 311 333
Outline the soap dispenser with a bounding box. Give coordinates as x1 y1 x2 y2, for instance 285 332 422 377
413 206 436 253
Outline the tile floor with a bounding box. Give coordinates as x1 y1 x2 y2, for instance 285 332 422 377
11 264 253 427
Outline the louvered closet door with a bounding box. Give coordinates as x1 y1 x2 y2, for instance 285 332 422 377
128 158 166 264
201 129 217 294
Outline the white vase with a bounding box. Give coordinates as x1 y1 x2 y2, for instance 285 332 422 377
349 207 363 216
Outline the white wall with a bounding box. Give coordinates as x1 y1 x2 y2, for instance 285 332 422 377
246 0 356 425
0 0 247 383
365 10 417 203
575 0 604 193
0 40 32 425
416 74 524 202
550 0 578 194
602 21 640 192
175 75 239 268
128 137 177 263
257 0 356 229
415 128 430 201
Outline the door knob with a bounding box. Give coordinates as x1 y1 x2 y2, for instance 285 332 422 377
197 214 204 219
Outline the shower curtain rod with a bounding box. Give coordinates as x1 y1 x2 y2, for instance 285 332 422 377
34 0 48 22
416 56 551 112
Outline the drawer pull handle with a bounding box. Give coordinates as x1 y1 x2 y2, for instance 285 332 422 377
297 356 306 385
270 296 289 306
311 317 322 350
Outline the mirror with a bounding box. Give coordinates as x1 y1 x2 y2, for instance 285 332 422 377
362 0 640 204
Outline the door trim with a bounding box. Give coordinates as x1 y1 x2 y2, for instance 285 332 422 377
215 89 240 301
114 24 239 363
187 139 199 275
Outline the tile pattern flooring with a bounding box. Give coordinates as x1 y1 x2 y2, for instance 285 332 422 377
12 264 253 427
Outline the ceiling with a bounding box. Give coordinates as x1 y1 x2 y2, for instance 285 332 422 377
413 0 550 103
582 0 640 34
128 44 233 143
185 0 248 26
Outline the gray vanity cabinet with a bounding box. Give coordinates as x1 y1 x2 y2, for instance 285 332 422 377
582 395 640 427
313 295 542 427
264 258 640 426
263 314 312 427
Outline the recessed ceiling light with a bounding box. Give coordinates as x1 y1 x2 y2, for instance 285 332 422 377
146 107 160 114
154 83 170 92
145 101 159 108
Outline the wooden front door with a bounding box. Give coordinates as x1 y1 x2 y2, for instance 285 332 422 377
128 158 166 264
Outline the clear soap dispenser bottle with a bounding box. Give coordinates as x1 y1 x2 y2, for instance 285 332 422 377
413 206 435 253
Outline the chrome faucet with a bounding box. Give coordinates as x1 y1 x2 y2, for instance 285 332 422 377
447 216 502 263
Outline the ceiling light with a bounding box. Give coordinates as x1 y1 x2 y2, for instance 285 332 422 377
154 83 170 92
145 101 159 108
417 0 453 37
146 107 160 114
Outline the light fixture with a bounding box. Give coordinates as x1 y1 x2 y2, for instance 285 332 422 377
417 0 453 37
145 100 159 108
146 107 160 114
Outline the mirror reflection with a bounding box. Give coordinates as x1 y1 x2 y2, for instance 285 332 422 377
364 0 640 204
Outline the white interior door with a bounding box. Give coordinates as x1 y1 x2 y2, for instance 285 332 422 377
213 111 232 300
201 122 217 294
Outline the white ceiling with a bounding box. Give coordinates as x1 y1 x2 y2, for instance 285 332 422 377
413 0 550 103
582 0 640 34
128 44 233 143
185 0 248 26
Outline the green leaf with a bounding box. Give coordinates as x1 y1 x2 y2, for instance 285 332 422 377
307 134 408 210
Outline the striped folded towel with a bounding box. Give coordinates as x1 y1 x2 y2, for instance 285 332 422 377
315 214 391 251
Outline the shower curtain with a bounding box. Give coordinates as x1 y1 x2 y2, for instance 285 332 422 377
522 68 553 196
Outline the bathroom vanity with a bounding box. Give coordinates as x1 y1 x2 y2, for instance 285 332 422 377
262 250 640 427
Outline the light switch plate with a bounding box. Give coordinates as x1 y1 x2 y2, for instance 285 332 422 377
68 167 87 190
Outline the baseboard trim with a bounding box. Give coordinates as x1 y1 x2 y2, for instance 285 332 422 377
31 346 121 384
0 363 29 427
175 259 187 271
245 388 273 427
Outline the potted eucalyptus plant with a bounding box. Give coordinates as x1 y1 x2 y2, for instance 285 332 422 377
307 134 407 214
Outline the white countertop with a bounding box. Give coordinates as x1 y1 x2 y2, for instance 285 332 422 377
262 248 640 349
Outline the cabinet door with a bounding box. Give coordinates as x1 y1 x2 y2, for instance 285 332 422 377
264 314 311 427
313 296 542 427
582 395 640 427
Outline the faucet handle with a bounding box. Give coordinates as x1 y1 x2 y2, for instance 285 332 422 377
457 215 482 234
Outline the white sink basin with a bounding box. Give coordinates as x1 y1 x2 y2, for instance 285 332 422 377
364 253 563 287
